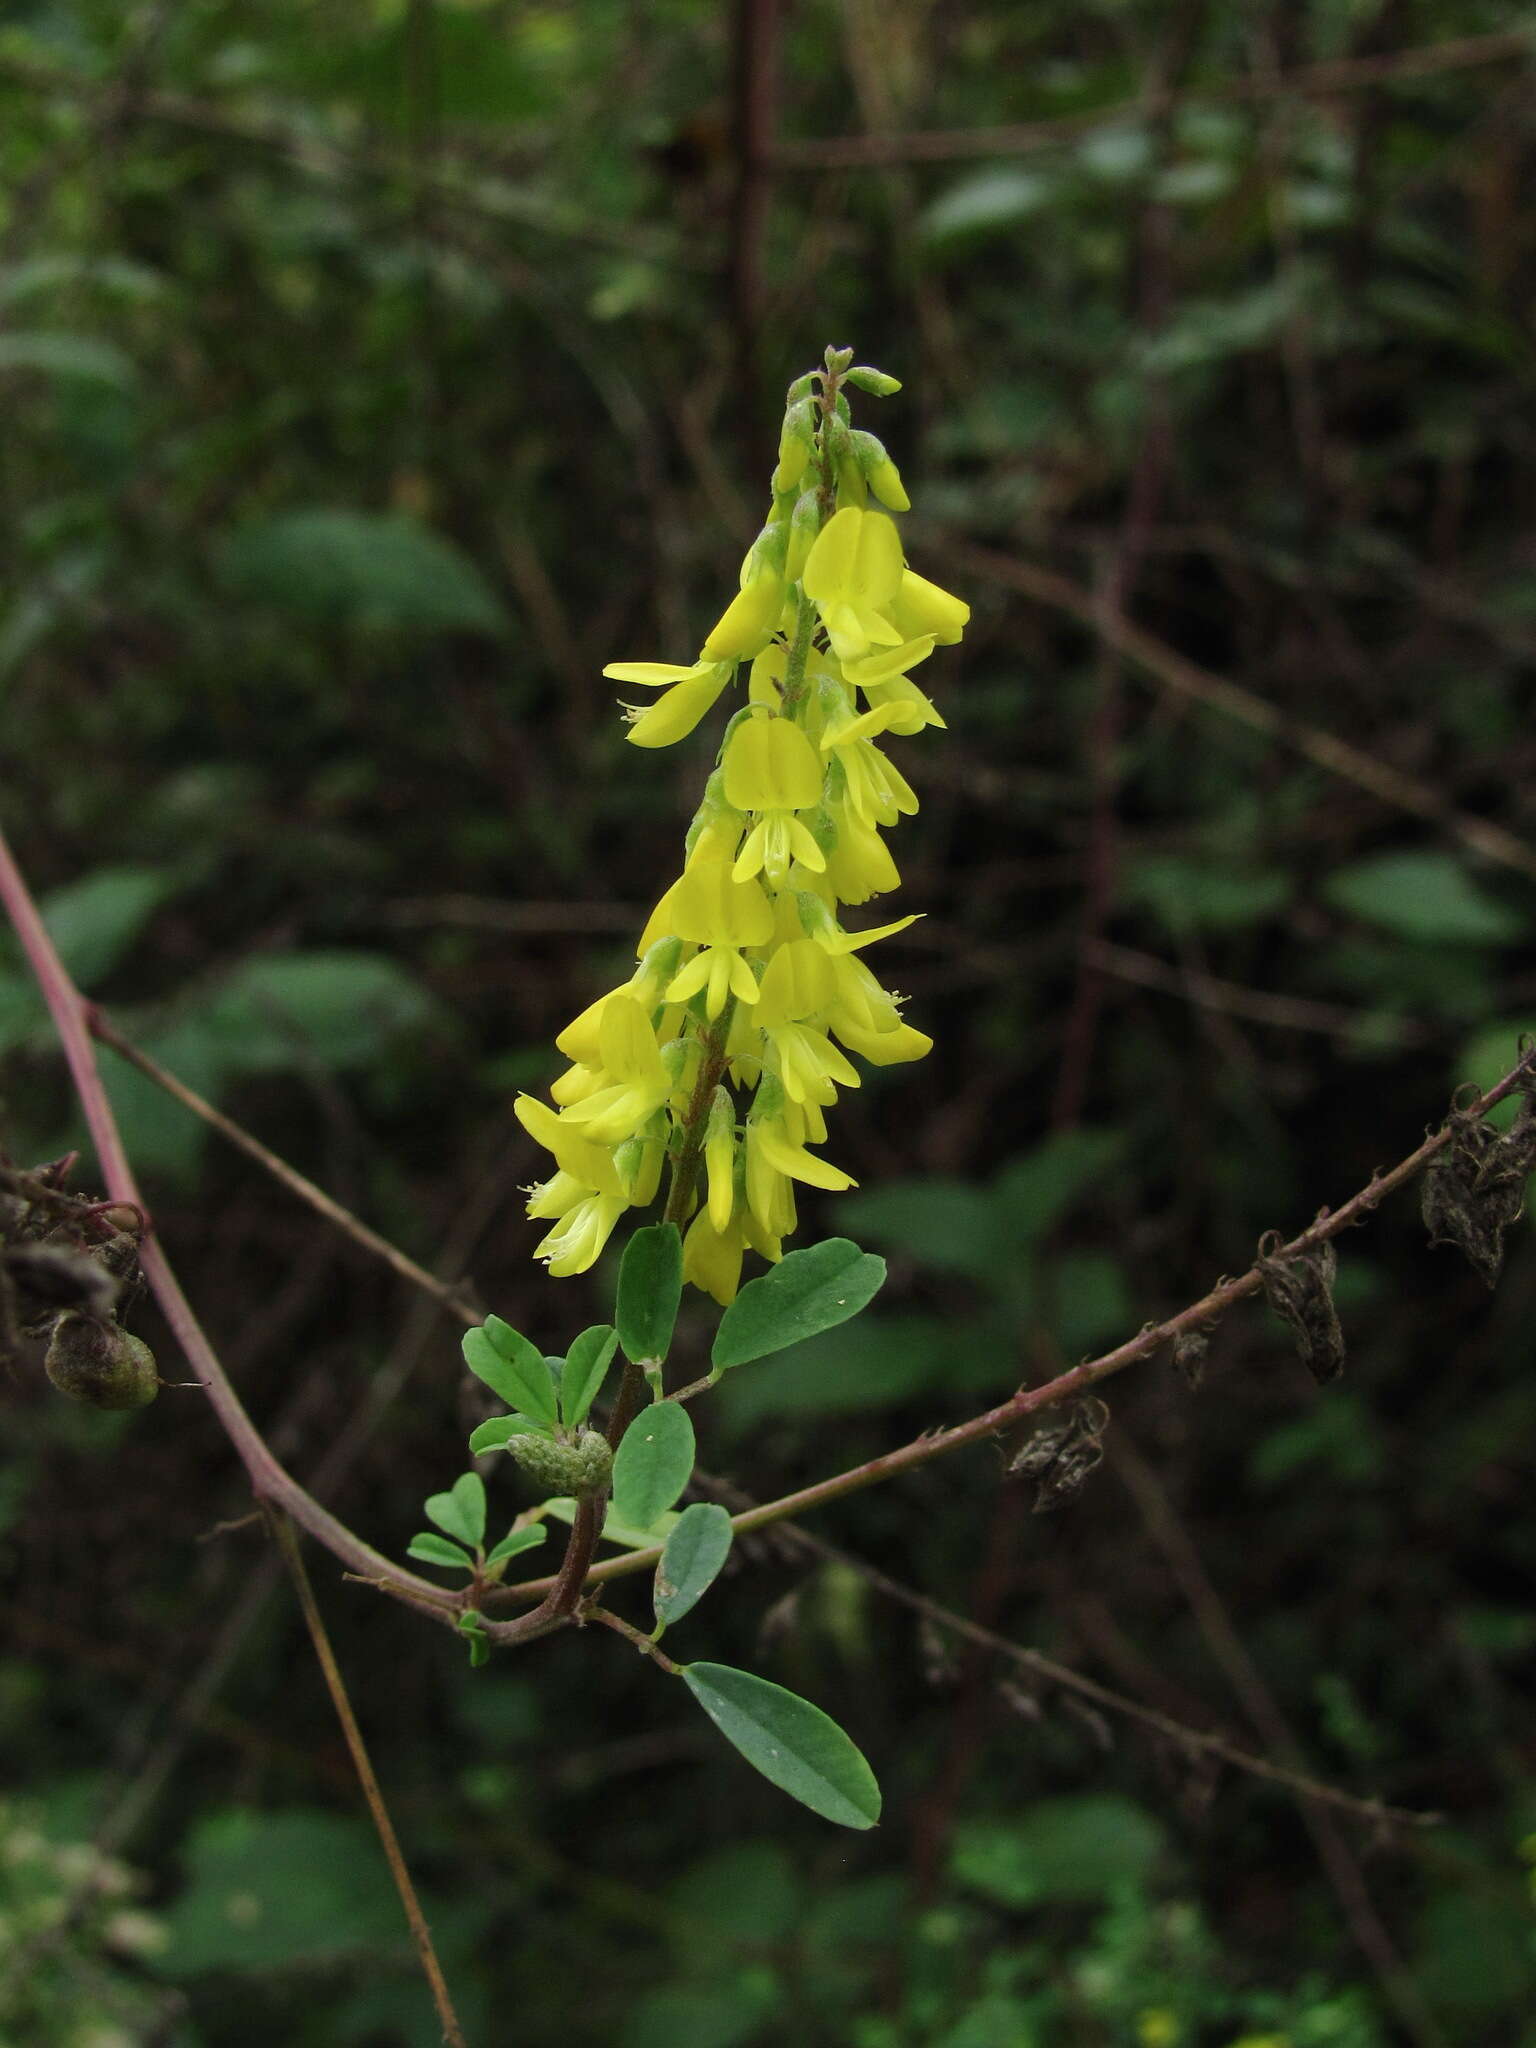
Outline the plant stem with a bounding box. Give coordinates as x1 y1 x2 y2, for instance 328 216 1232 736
586 1602 683 1675
0 816 453 1612
269 1510 468 2048
494 1035 1536 1605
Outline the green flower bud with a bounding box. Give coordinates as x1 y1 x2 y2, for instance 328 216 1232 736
785 489 823 584
845 365 902 397
772 398 816 492
45 1313 158 1411
824 345 854 375
822 416 866 508
851 429 910 512
507 1428 612 1497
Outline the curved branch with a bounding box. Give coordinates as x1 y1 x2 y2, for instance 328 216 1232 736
0 817 453 1614
496 1039 1536 1603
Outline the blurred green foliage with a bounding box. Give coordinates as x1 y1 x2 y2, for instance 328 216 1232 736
4 0 1536 2043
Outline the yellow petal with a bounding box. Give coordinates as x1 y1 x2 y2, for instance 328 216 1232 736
668 859 775 947
889 568 969 644
604 659 716 687
723 714 823 812
702 574 785 662
625 664 731 747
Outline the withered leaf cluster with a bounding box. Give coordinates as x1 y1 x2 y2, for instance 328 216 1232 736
1256 1229 1345 1386
1421 1073 1536 1289
1008 1395 1110 1513
0 1153 157 1409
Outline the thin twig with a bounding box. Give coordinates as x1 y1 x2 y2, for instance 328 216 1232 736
268 1509 468 2048
87 1008 483 1322
948 541 1536 884
0 818 456 1614
498 1036 1536 1601
585 1602 683 1675
790 1519 1438 1834
1111 1435 1447 2045
1083 938 1431 1043
769 29 1534 169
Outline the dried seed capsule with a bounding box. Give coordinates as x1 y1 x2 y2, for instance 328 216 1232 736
45 1313 158 1410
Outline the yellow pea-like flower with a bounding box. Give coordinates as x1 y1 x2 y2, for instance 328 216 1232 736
801 508 906 664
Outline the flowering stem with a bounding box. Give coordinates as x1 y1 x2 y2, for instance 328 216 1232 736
775 586 818 718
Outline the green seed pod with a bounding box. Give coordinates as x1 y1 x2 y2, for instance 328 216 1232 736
507 1428 612 1497
45 1313 158 1411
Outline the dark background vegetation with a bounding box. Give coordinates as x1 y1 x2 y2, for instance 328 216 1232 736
3 1 1536 2042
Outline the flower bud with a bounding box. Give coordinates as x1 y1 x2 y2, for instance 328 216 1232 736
852 430 910 512
45 1313 158 1410
507 1428 613 1497
772 399 816 493
782 491 821 585
822 416 866 508
845 365 902 396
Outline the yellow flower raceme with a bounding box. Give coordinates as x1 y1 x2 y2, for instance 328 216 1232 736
519 353 965 1296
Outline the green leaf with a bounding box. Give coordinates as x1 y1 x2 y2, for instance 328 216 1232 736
681 1663 881 1829
616 1224 683 1364
712 1238 886 1372
0 330 137 388
155 1808 402 1974
203 950 441 1076
458 1609 490 1668
951 1796 1164 1906
919 168 1053 249
407 1532 473 1571
1324 853 1521 946
484 1525 547 1567
462 1319 558 1428
217 508 507 636
611 1400 695 1530
540 1495 683 1551
424 1472 486 1550
654 1503 734 1627
39 866 180 988
561 1322 619 1426
467 1413 549 1455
